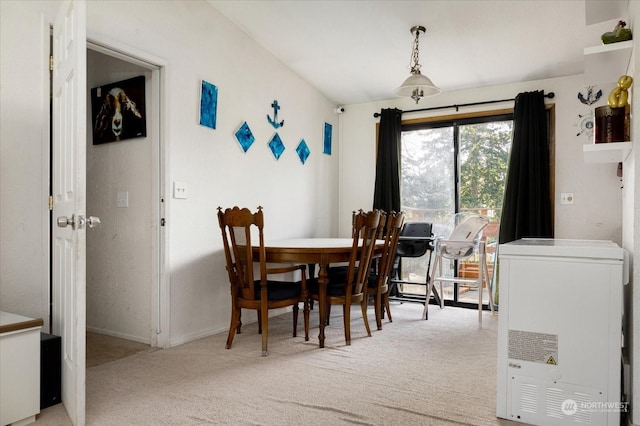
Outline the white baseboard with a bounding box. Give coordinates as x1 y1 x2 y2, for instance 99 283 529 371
86 326 150 345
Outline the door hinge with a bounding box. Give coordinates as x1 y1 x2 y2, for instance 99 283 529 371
160 218 165 227
48 196 53 210
49 55 53 72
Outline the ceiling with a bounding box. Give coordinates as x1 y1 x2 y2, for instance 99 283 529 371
208 1 629 106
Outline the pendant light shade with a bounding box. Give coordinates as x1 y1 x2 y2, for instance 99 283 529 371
395 26 440 103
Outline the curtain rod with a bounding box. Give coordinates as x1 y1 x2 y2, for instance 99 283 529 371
372 91 555 118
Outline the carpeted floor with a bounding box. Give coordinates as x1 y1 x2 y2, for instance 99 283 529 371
86 332 156 368
35 302 524 425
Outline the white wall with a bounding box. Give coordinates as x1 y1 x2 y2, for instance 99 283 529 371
86 1 340 346
0 0 340 347
339 71 640 418
339 75 623 242
2 0 640 419
0 0 58 330
86 50 154 344
626 1 639 420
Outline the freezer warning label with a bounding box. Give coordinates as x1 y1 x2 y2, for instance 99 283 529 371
508 329 558 365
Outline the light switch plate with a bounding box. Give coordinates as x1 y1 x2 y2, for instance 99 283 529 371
173 181 188 199
116 191 129 208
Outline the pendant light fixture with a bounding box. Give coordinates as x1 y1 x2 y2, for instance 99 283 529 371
395 25 440 103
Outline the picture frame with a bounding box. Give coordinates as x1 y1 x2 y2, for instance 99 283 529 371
90 75 147 145
200 80 218 130
323 122 332 155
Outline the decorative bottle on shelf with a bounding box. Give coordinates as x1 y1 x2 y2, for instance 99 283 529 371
594 75 632 143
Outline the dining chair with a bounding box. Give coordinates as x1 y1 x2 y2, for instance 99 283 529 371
425 213 495 326
309 209 381 345
326 210 387 321
367 211 405 330
325 210 385 322
217 206 309 356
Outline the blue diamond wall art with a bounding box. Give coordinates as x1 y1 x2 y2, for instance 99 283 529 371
199 80 218 130
296 139 310 165
323 122 332 155
234 121 255 152
268 133 285 160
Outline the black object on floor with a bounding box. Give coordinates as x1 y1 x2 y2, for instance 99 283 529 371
40 332 62 409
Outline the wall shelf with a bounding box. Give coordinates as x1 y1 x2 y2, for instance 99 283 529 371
584 40 633 56
583 40 632 84
583 141 632 163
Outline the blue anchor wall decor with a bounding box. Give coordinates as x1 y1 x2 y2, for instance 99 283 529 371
577 86 602 106
267 100 285 129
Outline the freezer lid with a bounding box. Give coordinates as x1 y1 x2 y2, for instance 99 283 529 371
499 238 625 260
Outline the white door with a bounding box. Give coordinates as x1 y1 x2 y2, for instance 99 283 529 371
52 0 87 424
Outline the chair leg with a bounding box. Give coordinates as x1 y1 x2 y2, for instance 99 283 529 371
374 292 383 330
437 258 444 309
226 306 241 349
423 277 434 320
383 292 393 323
236 309 243 335
343 303 351 345
303 299 310 341
326 302 332 325
423 255 442 319
257 310 262 334
478 251 495 327
292 303 299 337
478 272 483 327
261 305 269 356
361 300 372 337
485 258 495 314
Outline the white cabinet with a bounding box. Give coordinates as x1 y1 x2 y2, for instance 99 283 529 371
496 239 626 425
0 311 43 426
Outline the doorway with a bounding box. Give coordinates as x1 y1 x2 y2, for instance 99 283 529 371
85 45 164 357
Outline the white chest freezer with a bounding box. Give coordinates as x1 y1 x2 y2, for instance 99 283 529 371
496 238 627 425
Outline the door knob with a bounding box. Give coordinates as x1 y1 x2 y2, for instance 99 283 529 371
57 215 76 229
76 215 101 230
86 216 101 228
56 215 101 230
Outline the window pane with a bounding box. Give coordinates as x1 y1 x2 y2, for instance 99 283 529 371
400 126 455 236
399 127 454 290
458 120 512 303
459 120 512 222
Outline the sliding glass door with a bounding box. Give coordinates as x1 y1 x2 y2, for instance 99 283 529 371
399 113 513 308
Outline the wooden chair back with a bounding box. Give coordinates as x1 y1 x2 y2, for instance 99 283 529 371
376 211 406 290
218 206 264 301
368 211 405 329
217 206 309 355
345 210 381 300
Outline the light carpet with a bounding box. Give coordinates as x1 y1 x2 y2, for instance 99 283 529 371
35 302 523 425
86 332 156 368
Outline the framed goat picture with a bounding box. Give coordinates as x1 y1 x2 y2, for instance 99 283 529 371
91 75 147 145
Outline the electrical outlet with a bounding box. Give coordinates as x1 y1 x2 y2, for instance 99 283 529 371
560 193 574 205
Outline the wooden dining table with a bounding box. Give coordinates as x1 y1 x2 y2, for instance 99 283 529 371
253 237 381 348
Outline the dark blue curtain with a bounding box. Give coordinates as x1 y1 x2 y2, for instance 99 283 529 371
499 91 552 243
373 108 402 212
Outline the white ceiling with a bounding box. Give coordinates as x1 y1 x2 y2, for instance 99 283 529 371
208 0 629 106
